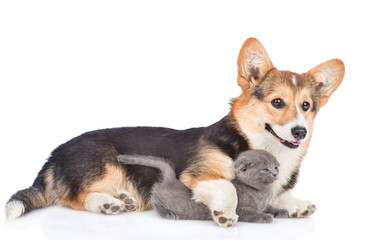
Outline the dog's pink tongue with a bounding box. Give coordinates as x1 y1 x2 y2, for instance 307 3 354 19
281 139 301 145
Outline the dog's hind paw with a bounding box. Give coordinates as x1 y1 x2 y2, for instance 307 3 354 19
85 193 125 215
115 190 138 212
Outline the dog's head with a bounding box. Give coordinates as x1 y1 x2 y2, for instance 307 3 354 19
232 38 345 151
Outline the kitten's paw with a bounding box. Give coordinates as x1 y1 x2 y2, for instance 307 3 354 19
154 204 181 220
274 209 289 218
212 210 239 227
165 211 181 220
85 193 125 215
115 191 138 212
254 213 273 223
288 200 316 218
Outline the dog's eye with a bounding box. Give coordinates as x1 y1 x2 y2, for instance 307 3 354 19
302 101 310 111
271 98 285 109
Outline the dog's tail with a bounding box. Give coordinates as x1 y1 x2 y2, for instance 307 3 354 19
118 154 177 184
5 162 52 221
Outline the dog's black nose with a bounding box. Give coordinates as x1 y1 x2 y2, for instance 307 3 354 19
291 127 307 141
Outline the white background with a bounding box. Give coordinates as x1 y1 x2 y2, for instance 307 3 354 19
1 1 375 239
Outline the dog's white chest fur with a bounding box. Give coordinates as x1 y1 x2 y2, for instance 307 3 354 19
244 130 307 197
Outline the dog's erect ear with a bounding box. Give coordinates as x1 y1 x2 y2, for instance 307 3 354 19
237 38 274 91
307 59 345 107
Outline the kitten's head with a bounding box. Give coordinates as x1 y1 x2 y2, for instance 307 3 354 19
234 150 279 189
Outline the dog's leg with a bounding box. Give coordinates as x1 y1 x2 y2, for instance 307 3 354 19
271 190 316 218
179 146 238 227
62 164 143 214
191 179 238 227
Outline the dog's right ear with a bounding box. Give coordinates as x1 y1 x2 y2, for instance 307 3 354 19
237 38 274 91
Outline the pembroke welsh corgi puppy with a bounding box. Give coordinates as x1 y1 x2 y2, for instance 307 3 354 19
6 38 344 227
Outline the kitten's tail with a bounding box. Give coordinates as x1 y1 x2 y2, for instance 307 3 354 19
118 154 176 183
5 163 51 221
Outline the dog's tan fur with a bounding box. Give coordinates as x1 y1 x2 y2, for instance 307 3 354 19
180 139 236 189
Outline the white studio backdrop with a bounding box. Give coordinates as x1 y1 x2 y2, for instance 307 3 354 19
1 1 375 239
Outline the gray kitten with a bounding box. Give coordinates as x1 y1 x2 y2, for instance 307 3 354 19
118 150 288 224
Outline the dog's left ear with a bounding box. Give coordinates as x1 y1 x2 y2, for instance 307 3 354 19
237 38 274 91
307 59 345 107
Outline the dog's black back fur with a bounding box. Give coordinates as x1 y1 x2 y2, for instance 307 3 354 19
8 114 250 215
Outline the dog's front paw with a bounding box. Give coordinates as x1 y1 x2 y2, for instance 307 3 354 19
192 179 239 227
287 200 316 218
272 191 316 218
212 210 238 227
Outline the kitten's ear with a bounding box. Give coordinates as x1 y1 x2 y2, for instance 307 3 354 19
238 162 253 172
306 59 345 107
237 38 274 91
240 164 248 172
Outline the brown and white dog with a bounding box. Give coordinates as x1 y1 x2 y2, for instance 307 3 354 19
6 38 344 227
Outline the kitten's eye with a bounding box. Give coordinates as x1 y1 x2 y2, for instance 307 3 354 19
261 169 269 173
271 98 285 109
302 101 310 111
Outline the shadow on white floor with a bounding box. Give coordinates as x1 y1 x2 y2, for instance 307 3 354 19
2 207 315 240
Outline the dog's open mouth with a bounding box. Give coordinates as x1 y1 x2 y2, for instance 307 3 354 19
265 123 301 149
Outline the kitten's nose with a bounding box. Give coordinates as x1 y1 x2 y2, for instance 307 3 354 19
291 127 307 141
